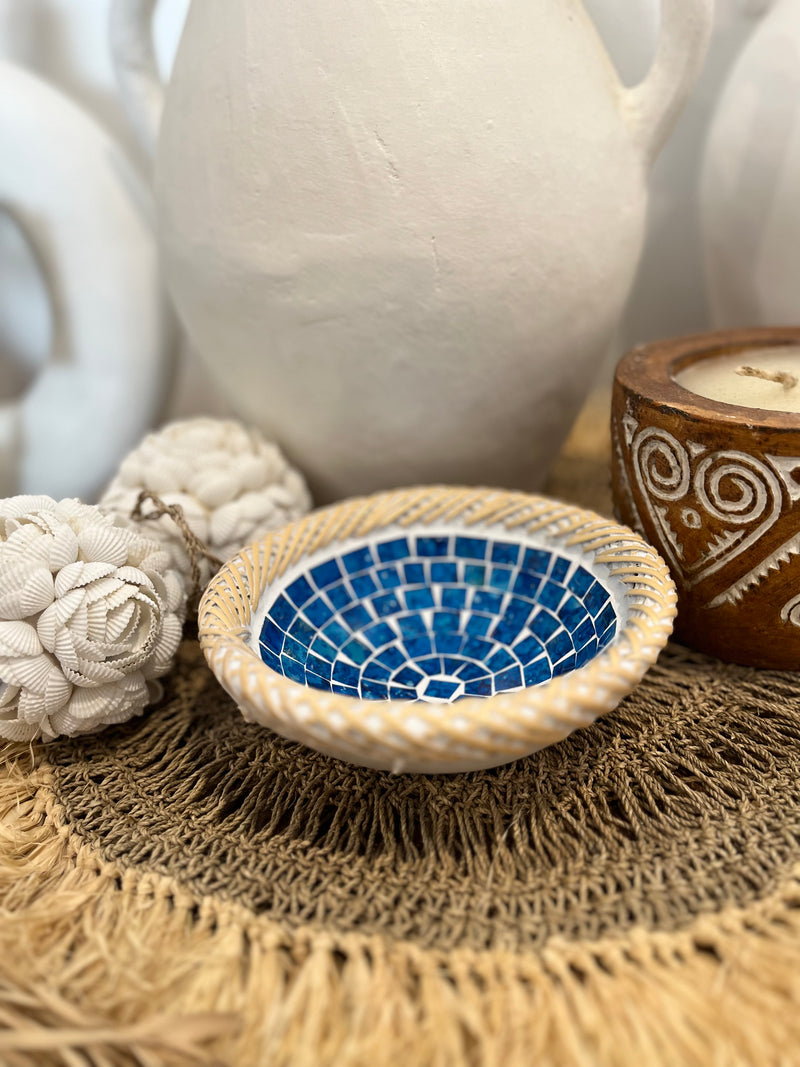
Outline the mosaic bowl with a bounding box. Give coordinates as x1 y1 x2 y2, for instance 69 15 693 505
199 487 677 773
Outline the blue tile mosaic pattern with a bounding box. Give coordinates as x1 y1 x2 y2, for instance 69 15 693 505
258 535 617 703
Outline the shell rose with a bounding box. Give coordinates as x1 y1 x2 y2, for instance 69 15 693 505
0 496 186 741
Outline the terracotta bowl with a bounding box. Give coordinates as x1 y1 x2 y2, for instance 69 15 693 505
199 486 677 773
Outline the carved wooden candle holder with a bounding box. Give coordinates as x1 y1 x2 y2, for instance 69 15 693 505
612 327 800 669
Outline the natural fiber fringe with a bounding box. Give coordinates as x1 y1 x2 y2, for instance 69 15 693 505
2 748 800 1066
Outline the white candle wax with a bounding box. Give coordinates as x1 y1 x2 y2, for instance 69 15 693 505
675 347 800 414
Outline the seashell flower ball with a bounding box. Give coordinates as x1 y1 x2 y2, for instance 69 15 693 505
0 496 186 742
100 418 312 589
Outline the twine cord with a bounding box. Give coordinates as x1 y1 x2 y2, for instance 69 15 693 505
131 490 224 598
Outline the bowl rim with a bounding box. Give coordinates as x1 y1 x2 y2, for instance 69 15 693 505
198 486 677 773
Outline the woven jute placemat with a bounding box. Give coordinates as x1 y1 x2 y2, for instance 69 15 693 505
3 396 800 1067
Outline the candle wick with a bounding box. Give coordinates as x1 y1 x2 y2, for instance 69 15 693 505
735 364 799 390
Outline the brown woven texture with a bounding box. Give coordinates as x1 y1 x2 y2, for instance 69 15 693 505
2 395 800 1067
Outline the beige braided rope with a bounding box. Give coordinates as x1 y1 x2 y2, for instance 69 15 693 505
199 487 677 772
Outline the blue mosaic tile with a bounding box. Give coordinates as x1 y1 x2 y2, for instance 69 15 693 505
465 677 493 697
283 635 309 663
435 633 463 655
524 658 551 686
306 653 332 679
341 603 372 631
496 665 523 692
433 610 460 632
327 583 352 610
351 573 379 599
377 538 410 562
333 661 360 686
323 620 350 647
378 646 407 670
491 541 520 566
417 536 450 557
458 661 486 681
486 648 515 674
259 533 617 703
363 661 391 682
405 587 436 611
596 602 617 635
442 587 467 610
513 634 545 664
377 566 403 589
584 581 610 617
464 564 487 586
311 636 338 661
281 656 306 684
554 653 577 677
342 639 370 665
289 616 316 646
364 622 396 649
455 537 488 559
342 546 375 574
419 656 443 676
404 635 434 659
373 593 402 618
546 630 574 664
550 557 571 584
260 645 281 672
304 597 334 628
472 590 503 614
306 672 331 691
489 566 513 592
568 566 595 598
530 611 560 642
286 575 315 608
310 559 342 589
523 548 551 575
260 617 285 651
425 679 460 701
362 680 388 700
403 563 426 585
465 614 493 637
270 595 295 630
398 613 427 639
538 581 565 611
513 572 541 599
431 562 459 584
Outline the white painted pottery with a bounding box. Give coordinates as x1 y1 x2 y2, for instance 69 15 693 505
112 0 712 503
0 62 174 500
702 0 800 328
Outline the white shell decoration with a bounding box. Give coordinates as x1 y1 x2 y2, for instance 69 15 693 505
0 496 187 742
100 419 313 588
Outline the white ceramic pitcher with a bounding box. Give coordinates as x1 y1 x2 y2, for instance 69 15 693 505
702 0 798 328
112 0 712 502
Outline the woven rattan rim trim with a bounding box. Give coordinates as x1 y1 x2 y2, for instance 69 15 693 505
199 486 677 768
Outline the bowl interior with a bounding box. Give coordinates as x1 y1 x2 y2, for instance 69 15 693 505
251 529 618 704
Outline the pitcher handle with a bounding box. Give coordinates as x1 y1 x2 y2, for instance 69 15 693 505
619 0 714 169
110 0 164 160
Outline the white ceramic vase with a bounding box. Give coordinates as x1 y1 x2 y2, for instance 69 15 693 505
702 0 800 327
0 61 175 500
112 0 712 503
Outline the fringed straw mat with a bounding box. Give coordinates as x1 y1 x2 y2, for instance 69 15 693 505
3 397 800 1066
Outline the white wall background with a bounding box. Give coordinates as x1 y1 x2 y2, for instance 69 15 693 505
0 0 779 422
